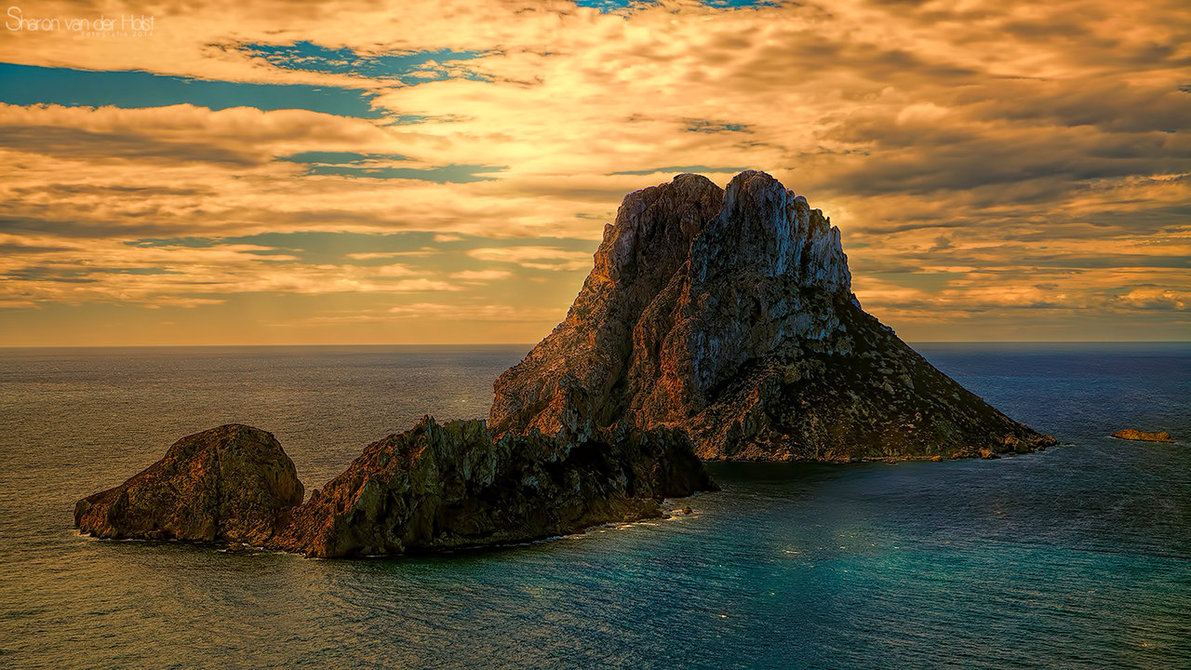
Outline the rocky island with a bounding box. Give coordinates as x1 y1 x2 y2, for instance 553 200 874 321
77 416 713 558
75 424 303 545
491 170 1055 461
77 169 1056 557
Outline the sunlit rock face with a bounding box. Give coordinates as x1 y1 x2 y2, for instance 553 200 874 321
75 424 303 544
491 170 1055 461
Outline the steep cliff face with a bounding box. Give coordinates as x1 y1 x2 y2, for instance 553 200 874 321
75 424 303 544
490 170 1056 461
269 416 713 558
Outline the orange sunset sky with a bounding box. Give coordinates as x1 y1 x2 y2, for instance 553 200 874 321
0 0 1187 345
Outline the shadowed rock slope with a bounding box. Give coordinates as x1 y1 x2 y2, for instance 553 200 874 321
270 416 711 558
74 424 303 544
490 170 1056 461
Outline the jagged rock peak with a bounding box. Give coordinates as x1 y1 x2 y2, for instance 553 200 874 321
594 171 850 295
491 170 1056 462
491 170 859 438
692 170 851 293
590 172 723 293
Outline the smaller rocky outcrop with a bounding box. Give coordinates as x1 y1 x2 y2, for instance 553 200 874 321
1111 429 1175 443
75 424 303 544
76 417 713 557
269 416 714 558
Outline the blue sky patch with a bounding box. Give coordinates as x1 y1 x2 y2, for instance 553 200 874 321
702 0 780 7
306 163 507 183
241 42 489 86
3 265 180 282
0 62 382 118
572 0 655 12
127 231 594 267
574 0 778 12
386 114 431 125
687 120 751 133
275 152 504 182
279 151 411 165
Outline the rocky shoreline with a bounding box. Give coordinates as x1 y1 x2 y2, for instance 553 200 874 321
77 417 715 558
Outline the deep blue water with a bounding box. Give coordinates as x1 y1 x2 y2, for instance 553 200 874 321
0 343 1187 668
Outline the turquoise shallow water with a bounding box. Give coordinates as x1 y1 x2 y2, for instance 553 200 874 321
0 343 1188 668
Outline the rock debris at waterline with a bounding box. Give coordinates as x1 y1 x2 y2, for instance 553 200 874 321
1111 428 1175 443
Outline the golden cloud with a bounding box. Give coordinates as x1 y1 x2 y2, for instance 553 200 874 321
1 0 1188 342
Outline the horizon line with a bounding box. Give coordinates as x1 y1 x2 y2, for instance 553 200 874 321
0 340 1188 349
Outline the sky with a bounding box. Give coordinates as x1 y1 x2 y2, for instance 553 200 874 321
0 0 1187 345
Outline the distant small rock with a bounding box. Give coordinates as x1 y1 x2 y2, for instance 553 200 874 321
75 424 303 544
1111 429 1175 443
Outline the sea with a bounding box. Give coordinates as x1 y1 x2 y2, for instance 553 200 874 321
0 343 1187 669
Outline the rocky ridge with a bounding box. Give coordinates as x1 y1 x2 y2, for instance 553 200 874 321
76 416 713 558
490 170 1055 461
270 416 711 557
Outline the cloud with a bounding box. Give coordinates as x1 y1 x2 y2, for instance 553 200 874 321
0 0 1187 341
305 162 507 182
450 269 513 280
1114 287 1187 311
239 42 488 85
0 240 464 306
344 251 427 260
466 246 594 271
386 302 563 322
0 123 259 165
0 62 382 118
609 165 750 176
